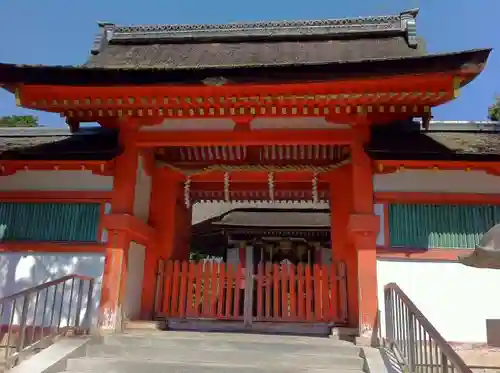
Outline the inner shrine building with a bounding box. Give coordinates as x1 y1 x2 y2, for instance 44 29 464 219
0 8 494 337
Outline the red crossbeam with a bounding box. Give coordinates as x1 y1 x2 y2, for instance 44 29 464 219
136 129 354 147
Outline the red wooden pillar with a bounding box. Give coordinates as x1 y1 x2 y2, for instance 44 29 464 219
100 124 138 330
329 165 358 327
348 133 379 339
173 198 192 261
140 167 185 318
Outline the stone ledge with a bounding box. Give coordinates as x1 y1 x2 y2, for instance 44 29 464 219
10 337 90 373
361 347 391 373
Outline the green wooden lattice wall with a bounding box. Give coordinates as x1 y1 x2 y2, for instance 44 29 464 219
0 202 100 242
389 204 500 249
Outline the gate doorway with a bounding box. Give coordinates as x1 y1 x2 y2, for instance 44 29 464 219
158 254 347 327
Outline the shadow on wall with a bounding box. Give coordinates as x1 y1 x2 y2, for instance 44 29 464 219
0 253 105 327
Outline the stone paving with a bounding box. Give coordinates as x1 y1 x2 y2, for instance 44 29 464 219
454 344 500 373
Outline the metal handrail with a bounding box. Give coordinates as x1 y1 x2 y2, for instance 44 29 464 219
0 274 95 370
384 283 472 373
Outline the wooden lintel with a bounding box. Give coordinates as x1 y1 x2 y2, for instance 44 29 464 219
136 129 355 147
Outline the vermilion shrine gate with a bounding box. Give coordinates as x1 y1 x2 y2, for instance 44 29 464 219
0 9 490 335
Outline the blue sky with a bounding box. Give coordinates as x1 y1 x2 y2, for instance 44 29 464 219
0 0 498 127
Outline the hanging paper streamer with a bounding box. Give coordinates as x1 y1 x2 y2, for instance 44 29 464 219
224 172 230 202
184 175 191 208
312 172 319 204
268 172 275 201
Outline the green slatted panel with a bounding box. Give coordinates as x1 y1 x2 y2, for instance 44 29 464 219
0 202 100 242
389 204 500 249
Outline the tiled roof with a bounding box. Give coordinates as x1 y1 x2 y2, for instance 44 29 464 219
86 36 425 70
1 121 499 162
86 9 423 69
367 121 500 161
0 49 489 86
0 127 121 161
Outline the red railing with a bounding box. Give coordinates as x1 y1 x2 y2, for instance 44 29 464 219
160 260 347 324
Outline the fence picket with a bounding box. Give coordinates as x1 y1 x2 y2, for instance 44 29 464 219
265 263 272 319
281 264 289 320
194 262 203 317
162 260 174 315
289 264 297 320
178 261 188 317
217 264 225 318
321 264 331 321
159 259 346 325
170 261 181 316
297 263 305 320
313 264 322 321
329 263 338 321
225 264 234 319
233 263 242 318
202 263 211 316
272 263 280 320
187 262 196 317
304 265 313 321
209 263 219 317
256 263 264 320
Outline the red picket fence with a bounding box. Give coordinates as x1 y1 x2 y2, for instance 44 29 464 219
161 260 244 320
253 262 347 323
160 260 347 324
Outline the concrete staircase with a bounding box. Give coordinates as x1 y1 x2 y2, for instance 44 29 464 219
63 331 366 373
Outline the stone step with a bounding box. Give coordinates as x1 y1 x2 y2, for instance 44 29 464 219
79 346 364 369
104 331 353 347
87 342 361 359
66 358 365 373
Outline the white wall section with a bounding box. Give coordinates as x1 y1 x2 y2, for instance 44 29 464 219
123 242 146 320
0 253 105 327
133 155 152 222
375 170 500 194
0 171 113 191
377 259 500 343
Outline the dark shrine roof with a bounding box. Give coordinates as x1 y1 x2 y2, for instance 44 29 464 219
0 127 121 161
212 208 331 229
0 49 489 87
0 9 491 87
192 208 331 241
367 121 500 161
87 9 424 70
191 208 331 256
0 121 499 162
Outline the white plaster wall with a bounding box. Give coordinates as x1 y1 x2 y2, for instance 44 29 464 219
375 170 500 194
0 170 113 191
374 203 385 246
377 259 500 343
133 156 152 222
0 252 105 326
123 242 146 320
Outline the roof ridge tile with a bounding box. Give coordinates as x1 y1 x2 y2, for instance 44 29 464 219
90 9 420 54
